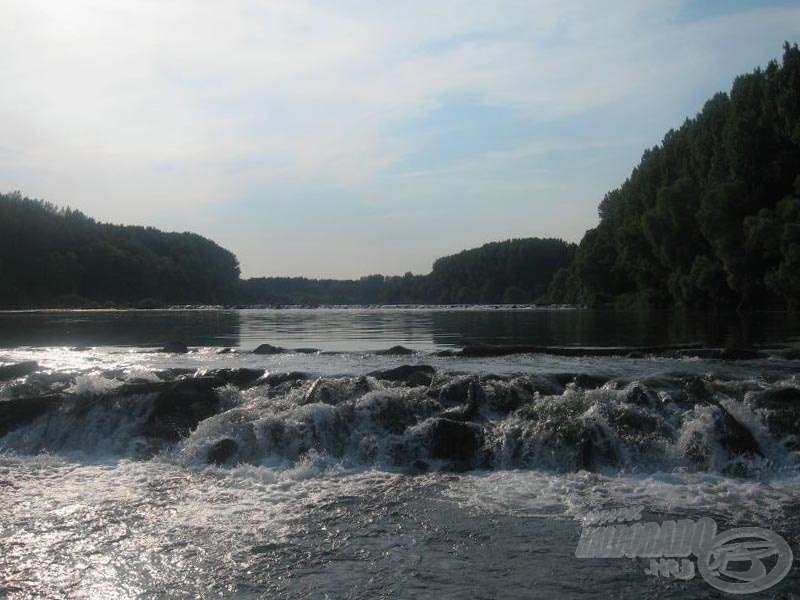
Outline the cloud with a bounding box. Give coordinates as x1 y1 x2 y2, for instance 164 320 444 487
0 0 798 275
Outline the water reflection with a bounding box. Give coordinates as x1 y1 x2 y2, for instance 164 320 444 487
0 308 798 350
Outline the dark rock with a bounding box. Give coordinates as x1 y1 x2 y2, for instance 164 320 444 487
407 459 430 475
0 361 39 382
262 371 310 386
117 376 225 398
145 378 225 441
674 348 721 359
160 341 189 354
429 418 483 461
625 384 657 406
552 373 608 389
430 350 456 357
751 387 800 441
434 376 473 407
154 368 196 381
459 343 705 358
717 406 763 459
207 438 238 466
368 365 435 387
440 460 472 473
216 347 233 354
720 348 765 361
203 368 265 388
0 393 64 436
578 419 618 471
375 345 414 356
253 343 286 355
779 348 800 360
293 348 320 354
683 376 711 404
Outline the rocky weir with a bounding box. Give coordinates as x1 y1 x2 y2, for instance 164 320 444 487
1 352 798 476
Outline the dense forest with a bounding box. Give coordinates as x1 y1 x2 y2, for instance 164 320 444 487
0 192 573 308
550 42 800 309
240 238 575 305
0 192 241 308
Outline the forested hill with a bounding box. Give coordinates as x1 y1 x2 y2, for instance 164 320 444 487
0 192 241 308
550 42 800 309
0 192 573 308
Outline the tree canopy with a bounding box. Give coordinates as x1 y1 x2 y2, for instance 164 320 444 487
0 192 241 308
550 43 800 309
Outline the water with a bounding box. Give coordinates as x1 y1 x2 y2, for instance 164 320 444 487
1 308 799 598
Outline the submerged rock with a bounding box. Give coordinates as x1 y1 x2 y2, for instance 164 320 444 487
253 343 286 355
0 393 64 436
751 387 800 443
261 371 309 386
207 438 238 466
147 382 222 442
578 419 619 471
160 341 189 354
368 365 435 387
293 348 320 354
429 418 483 461
552 373 609 390
0 361 39 382
719 348 765 361
202 368 265 388
375 345 414 356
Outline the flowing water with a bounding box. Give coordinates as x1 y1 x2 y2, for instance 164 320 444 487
1 307 799 599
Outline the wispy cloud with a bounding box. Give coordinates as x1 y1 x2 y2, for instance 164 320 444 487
1 0 797 276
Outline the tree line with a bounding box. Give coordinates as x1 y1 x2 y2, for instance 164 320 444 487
549 42 800 309
0 192 574 308
0 192 241 308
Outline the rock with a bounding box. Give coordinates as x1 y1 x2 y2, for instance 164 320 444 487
368 365 435 387
217 347 233 354
459 344 705 358
717 406 763 459
154 368 197 381
683 376 711 404
440 460 472 473
578 419 619 471
407 459 430 475
293 348 320 354
430 350 456 357
552 373 608 389
207 438 238 466
429 418 483 461
117 376 225 398
0 394 64 436
779 348 800 360
253 343 286 355
719 348 765 361
160 341 189 354
0 361 39 382
751 387 800 442
375 345 414 356
434 376 473 407
145 378 225 441
261 371 309 386
202 368 265 388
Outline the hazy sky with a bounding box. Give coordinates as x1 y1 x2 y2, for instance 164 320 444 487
1 1 798 278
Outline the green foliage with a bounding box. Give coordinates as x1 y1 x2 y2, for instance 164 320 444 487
550 43 800 309
239 238 575 305
0 192 240 308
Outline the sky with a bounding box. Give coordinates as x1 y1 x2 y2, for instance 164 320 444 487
0 1 798 279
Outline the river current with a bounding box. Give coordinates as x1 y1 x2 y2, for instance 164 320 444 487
1 307 798 598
